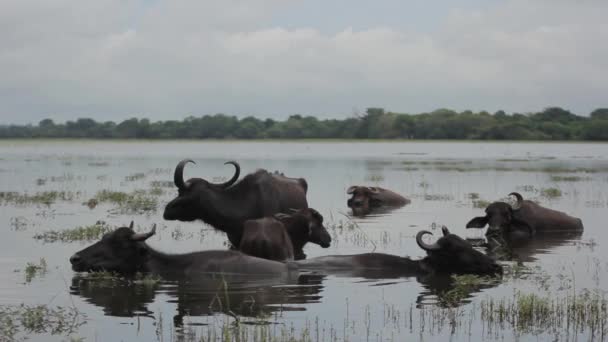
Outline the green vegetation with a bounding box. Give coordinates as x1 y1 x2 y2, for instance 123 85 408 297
0 191 79 206
89 189 160 214
24 258 47 283
0 304 85 341
550 175 591 182
33 221 112 243
438 274 493 306
540 187 563 198
480 289 607 336
473 199 491 208
2 107 608 140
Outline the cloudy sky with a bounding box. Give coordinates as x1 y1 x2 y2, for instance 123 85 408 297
1 0 607 124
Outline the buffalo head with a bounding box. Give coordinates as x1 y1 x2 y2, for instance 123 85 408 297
417 227 502 275
466 192 529 235
70 221 156 274
163 159 240 222
276 208 332 249
347 186 381 213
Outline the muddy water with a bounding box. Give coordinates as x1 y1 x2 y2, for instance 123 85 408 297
0 140 607 341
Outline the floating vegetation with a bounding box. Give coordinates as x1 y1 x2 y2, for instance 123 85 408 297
497 158 531 162
437 274 494 307
550 175 591 182
75 271 162 289
365 174 384 182
124 172 145 182
33 221 112 243
480 289 607 337
0 304 85 341
540 187 562 199
0 191 80 206
88 189 159 214
87 161 109 167
150 180 174 188
472 199 491 208
424 194 453 201
134 273 162 287
9 217 28 231
24 258 47 283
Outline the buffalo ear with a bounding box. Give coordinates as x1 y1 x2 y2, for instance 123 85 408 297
346 186 357 194
466 216 488 228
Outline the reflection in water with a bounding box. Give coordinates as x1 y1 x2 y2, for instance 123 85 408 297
350 205 405 218
468 231 584 263
415 273 501 308
70 272 326 327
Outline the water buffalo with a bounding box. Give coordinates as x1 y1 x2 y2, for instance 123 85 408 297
275 208 331 259
347 186 410 216
239 217 295 261
239 208 331 261
296 226 502 276
163 159 308 246
466 192 584 239
69 221 294 278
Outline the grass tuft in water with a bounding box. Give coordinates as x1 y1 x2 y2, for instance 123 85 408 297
472 199 491 208
0 304 85 341
24 258 47 283
438 274 492 306
88 189 159 214
550 175 591 182
33 221 112 243
540 187 562 198
0 191 79 206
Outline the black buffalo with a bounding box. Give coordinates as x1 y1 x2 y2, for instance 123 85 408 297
347 186 410 216
69 221 294 278
239 217 295 261
163 159 308 246
296 226 502 276
466 192 584 239
240 208 331 261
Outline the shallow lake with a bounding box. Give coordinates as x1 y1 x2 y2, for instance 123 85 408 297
0 140 607 341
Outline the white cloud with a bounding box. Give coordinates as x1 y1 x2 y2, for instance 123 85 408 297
0 0 607 124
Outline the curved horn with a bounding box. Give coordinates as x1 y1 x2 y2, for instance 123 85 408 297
347 186 357 194
174 159 195 190
509 192 524 210
216 161 240 188
131 224 156 241
441 226 450 236
416 230 441 251
129 221 134 230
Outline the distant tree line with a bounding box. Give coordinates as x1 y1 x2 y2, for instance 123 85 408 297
1 107 608 141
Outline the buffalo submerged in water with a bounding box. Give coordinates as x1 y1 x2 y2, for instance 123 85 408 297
163 159 309 246
69 222 501 279
347 186 410 216
466 192 584 240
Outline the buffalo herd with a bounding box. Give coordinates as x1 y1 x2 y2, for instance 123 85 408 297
71 159 585 283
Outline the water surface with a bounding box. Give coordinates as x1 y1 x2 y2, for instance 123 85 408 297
0 140 607 341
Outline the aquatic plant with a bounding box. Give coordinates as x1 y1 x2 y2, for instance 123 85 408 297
0 191 80 206
540 187 562 198
89 189 159 214
24 258 47 283
33 221 112 243
0 304 85 341
550 175 591 182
